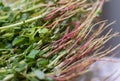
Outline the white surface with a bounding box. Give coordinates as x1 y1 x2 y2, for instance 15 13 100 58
76 57 120 81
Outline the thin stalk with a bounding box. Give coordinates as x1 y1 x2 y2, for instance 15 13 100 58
0 15 8 20
0 11 48 29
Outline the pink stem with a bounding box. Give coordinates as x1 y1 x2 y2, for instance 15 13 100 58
43 40 72 58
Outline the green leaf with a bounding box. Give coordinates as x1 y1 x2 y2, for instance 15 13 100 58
27 49 40 59
21 13 29 20
37 58 49 67
38 28 48 34
0 2 4 9
34 70 45 79
24 44 34 55
2 6 11 12
2 33 14 39
12 37 25 46
30 77 39 81
24 28 36 41
14 63 26 72
15 67 24 72
38 50 45 56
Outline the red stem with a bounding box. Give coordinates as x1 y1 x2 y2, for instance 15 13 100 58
43 40 72 58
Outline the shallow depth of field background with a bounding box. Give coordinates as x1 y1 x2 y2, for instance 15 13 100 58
101 0 120 57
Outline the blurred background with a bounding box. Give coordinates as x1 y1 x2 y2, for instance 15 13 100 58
101 0 120 57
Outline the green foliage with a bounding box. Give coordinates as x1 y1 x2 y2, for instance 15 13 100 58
0 0 106 81
27 49 40 59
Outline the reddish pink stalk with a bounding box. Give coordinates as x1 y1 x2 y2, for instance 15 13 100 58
57 35 96 68
57 2 67 5
65 26 70 35
53 29 76 45
44 8 61 20
53 20 81 44
58 26 82 45
68 36 83 53
59 32 76 44
68 5 76 11
53 59 96 81
45 23 54 28
43 40 72 58
79 46 95 59
59 4 77 16
44 14 55 21
44 0 86 21
77 36 95 54
74 21 81 29
66 21 82 52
